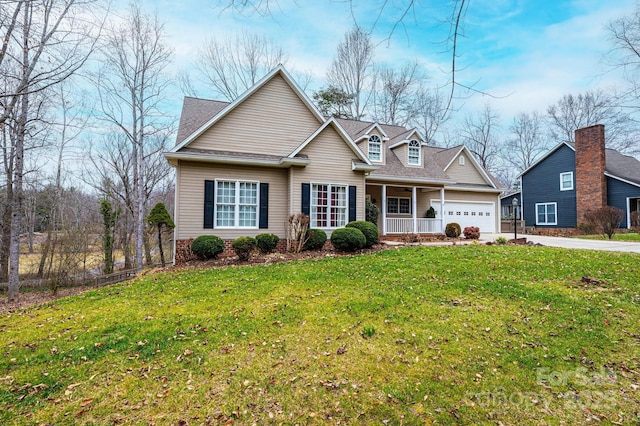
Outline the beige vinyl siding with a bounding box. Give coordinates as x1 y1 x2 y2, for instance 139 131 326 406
291 126 366 225
445 155 488 185
391 144 408 167
176 161 289 240
188 75 321 156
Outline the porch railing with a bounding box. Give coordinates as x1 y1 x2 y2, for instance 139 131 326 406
386 218 442 234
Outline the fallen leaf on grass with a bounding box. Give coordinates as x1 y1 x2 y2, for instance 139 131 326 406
80 398 93 407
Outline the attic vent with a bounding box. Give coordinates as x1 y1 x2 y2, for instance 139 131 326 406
459 156 465 166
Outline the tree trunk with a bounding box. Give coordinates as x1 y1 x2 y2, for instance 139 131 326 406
143 228 152 265
158 226 165 267
8 95 28 302
0 202 11 281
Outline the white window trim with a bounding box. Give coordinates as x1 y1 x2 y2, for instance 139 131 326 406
459 155 465 166
214 179 260 229
386 196 412 215
368 135 382 163
535 202 557 225
310 182 349 229
408 140 421 166
560 171 574 191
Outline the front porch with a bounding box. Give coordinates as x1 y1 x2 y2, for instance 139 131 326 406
367 183 446 235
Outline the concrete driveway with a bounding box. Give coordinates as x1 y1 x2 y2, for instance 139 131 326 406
481 233 640 254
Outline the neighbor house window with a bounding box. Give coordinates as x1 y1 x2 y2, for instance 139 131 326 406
215 180 258 228
311 184 347 228
408 140 421 165
387 197 411 214
368 135 382 162
536 202 557 225
560 172 574 191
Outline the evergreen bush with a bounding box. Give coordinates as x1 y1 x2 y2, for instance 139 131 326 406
255 233 280 254
304 228 327 250
331 227 366 252
445 222 461 238
232 237 257 261
346 220 379 247
191 235 224 259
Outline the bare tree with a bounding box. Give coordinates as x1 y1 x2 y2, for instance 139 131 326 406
194 32 287 101
410 87 450 145
503 111 548 172
371 61 425 126
547 90 637 154
0 0 103 301
95 3 173 270
327 26 374 120
459 103 501 171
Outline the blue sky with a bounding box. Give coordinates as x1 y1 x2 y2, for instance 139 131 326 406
129 0 637 122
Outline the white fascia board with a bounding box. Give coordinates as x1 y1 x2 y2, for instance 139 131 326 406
444 185 503 193
170 65 324 153
289 118 372 165
366 174 454 185
517 141 574 178
352 161 378 172
163 151 308 168
604 172 640 188
456 146 498 189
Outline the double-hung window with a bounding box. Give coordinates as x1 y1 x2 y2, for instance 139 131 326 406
215 180 258 228
311 184 347 228
536 202 557 225
408 140 421 165
387 197 411 214
560 172 574 191
368 135 382 162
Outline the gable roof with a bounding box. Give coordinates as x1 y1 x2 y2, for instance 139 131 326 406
170 65 325 153
289 117 372 166
519 141 640 186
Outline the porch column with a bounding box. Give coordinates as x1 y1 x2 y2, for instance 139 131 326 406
382 185 387 235
412 186 417 233
440 188 445 233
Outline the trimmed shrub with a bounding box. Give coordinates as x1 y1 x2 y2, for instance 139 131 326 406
445 222 461 238
191 235 224 259
255 233 280 254
304 228 327 250
346 220 379 247
463 226 480 239
425 206 436 218
365 199 380 225
232 237 256 261
331 227 366 252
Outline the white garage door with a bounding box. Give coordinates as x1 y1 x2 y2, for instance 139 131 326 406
431 200 496 233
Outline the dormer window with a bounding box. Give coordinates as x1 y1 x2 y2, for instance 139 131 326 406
368 135 381 162
408 140 421 165
459 155 465 166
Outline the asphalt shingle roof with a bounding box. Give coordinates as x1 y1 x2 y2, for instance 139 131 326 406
175 97 229 145
567 142 640 185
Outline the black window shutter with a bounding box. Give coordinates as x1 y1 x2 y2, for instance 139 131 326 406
349 185 357 222
259 183 269 228
301 183 311 216
204 180 214 229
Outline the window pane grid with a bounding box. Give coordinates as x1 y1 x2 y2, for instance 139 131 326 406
408 140 420 165
312 184 346 228
215 180 258 228
368 135 381 162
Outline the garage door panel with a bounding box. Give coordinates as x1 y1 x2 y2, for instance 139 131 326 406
431 200 495 233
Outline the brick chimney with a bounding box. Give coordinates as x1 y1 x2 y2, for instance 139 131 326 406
575 124 607 224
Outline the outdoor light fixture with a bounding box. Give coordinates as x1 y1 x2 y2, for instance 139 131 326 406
512 197 519 241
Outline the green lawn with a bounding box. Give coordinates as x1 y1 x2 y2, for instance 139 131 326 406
1 246 639 425
574 232 640 242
